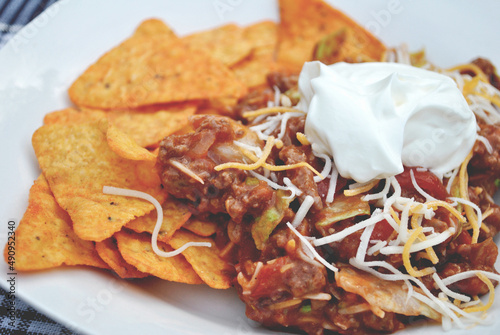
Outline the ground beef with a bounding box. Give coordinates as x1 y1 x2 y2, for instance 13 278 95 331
279 145 323 211
440 237 499 296
472 57 500 90
470 123 500 179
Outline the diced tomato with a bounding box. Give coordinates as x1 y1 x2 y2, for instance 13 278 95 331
455 230 472 245
371 219 394 241
250 257 290 298
395 167 449 200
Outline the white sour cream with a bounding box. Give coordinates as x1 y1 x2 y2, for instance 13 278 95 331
298 61 477 183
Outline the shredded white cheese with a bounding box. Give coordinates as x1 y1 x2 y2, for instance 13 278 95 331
102 186 211 257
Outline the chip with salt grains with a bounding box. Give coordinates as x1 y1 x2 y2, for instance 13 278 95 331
32 119 167 242
95 237 148 279
125 197 191 241
162 229 233 289
69 19 247 109
182 24 253 67
276 0 386 72
115 230 202 284
3 175 108 271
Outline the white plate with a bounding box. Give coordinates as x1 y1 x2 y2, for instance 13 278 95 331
1 0 500 334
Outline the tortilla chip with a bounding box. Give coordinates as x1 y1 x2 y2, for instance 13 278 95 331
162 229 233 289
69 19 247 109
133 18 178 38
115 230 202 284
183 24 253 67
43 107 106 125
32 119 167 242
3 175 108 271
44 105 195 148
106 105 196 148
106 123 156 161
277 0 386 72
183 218 217 237
95 237 148 279
232 21 278 88
125 197 191 241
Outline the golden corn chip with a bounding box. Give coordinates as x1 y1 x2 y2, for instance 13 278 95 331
183 218 217 237
106 105 196 148
69 19 247 110
183 24 253 67
3 175 108 271
232 56 277 89
107 123 156 162
115 230 202 284
43 107 106 125
277 0 386 72
232 21 277 88
162 229 233 289
125 197 191 241
196 97 239 117
95 237 148 279
44 105 196 149
133 18 178 38
32 120 167 242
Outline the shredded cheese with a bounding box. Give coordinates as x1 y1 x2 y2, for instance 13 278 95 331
344 180 379 196
169 160 204 185
402 227 436 277
463 273 495 313
325 164 339 204
446 63 489 83
457 150 481 243
313 210 384 246
296 132 310 145
215 136 275 172
291 195 315 228
102 186 211 257
242 106 305 120
286 222 338 272
240 146 324 179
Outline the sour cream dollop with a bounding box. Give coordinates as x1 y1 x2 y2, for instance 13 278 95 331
299 61 477 183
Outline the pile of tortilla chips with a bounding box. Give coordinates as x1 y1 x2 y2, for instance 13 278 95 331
5 0 385 291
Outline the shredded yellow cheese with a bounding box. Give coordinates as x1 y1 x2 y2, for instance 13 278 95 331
344 180 379 196
463 273 495 313
458 151 480 243
411 214 439 264
296 132 310 145
403 227 436 277
425 200 466 223
447 63 489 83
390 207 401 225
275 139 284 149
242 107 305 120
215 136 275 172
241 147 324 179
